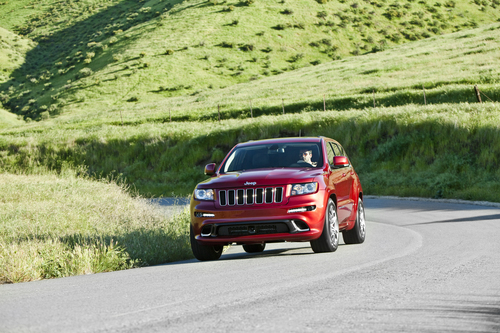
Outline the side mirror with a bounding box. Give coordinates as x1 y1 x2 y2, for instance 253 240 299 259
205 163 217 176
333 156 349 168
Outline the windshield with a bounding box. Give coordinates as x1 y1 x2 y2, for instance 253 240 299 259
221 142 324 173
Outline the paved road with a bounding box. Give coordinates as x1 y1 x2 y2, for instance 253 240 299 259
1 198 500 332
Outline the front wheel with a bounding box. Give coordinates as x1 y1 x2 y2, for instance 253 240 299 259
243 243 266 253
342 197 366 244
190 226 223 261
310 199 339 253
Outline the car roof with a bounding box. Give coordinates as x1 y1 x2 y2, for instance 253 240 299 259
237 137 324 147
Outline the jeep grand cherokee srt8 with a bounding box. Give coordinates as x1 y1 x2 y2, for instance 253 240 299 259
190 137 365 261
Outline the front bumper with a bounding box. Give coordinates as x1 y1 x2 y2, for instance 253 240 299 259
190 192 326 245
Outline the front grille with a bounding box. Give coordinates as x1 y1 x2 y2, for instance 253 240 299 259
219 187 284 206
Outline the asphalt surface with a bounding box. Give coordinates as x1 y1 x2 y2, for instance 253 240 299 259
1 198 500 332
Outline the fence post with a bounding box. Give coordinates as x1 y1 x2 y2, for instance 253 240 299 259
422 85 427 105
218 104 221 122
323 94 326 112
474 85 482 103
282 98 285 115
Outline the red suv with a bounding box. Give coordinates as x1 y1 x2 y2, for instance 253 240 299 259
190 137 365 261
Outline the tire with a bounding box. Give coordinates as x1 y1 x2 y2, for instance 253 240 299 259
190 225 223 261
342 197 366 244
310 199 339 253
242 243 266 253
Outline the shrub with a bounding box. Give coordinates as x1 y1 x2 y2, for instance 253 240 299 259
109 37 118 44
231 19 239 26
241 43 255 51
165 49 174 55
221 41 234 48
127 96 139 102
78 68 93 78
317 11 328 19
140 52 147 58
294 22 305 29
320 38 332 46
310 60 322 65
309 41 320 47
113 54 123 62
289 53 304 62
261 46 273 53
281 8 294 15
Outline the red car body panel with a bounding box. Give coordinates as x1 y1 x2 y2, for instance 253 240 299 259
190 137 362 246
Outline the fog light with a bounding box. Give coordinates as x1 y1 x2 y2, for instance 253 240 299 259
194 212 215 218
287 205 316 213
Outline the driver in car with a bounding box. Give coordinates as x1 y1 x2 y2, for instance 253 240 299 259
299 149 317 167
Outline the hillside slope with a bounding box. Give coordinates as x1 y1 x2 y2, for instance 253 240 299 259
0 0 498 121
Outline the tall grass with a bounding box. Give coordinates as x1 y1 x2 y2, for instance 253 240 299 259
0 170 192 283
1 103 499 200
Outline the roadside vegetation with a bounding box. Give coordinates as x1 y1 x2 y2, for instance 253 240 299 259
0 171 192 284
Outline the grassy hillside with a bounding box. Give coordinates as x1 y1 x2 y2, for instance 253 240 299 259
0 23 499 198
0 0 499 121
0 26 34 83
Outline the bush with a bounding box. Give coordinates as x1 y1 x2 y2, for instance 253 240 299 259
78 68 93 78
317 11 328 19
290 53 304 62
281 8 294 15
241 43 255 51
221 41 234 48
165 49 174 55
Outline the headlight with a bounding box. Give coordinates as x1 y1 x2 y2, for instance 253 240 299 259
194 189 214 201
291 182 318 196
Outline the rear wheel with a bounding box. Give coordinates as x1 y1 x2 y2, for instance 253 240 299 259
310 199 339 253
243 243 266 253
342 197 366 244
190 226 223 261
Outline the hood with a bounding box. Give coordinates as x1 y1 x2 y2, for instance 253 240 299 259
197 168 324 189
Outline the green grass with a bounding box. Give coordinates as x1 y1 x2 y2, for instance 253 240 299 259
0 0 499 121
0 106 23 129
0 170 192 283
0 24 499 198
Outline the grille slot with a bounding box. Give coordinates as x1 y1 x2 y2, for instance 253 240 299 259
219 187 284 206
218 223 289 236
